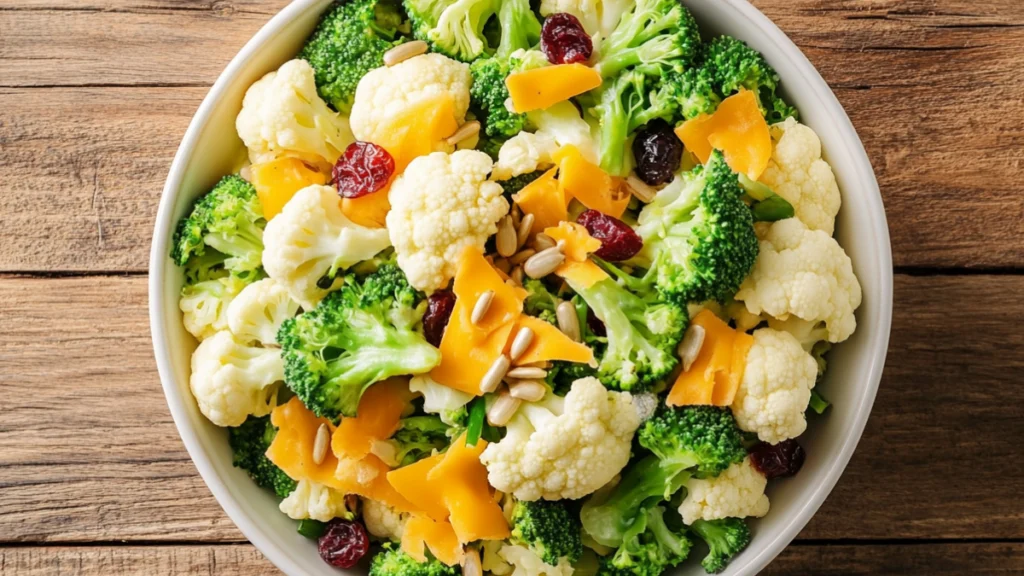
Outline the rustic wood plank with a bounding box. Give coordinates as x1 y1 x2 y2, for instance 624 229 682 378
766 542 1024 575
0 273 1021 543
0 545 279 576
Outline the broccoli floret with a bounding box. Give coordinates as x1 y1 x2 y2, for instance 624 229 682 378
597 506 692 576
475 132 506 161
522 278 560 325
404 0 496 62
300 0 408 114
470 57 529 138
494 0 540 58
278 263 441 420
391 415 451 465
705 36 797 123
564 275 687 392
593 0 701 80
642 64 722 125
582 406 746 548
228 415 297 498
688 518 751 573
370 543 458 576
172 175 265 283
501 170 545 195
630 151 759 304
511 500 583 566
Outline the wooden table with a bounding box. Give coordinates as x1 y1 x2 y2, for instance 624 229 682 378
1 0 1022 573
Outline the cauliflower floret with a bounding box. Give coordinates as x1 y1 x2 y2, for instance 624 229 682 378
362 498 407 541
179 276 246 341
735 218 862 343
492 101 598 180
480 377 640 501
279 479 351 522
732 328 818 444
262 185 392 308
410 374 474 426
678 457 770 525
387 150 509 292
760 118 841 235
236 59 353 167
499 544 575 576
350 53 471 146
226 278 299 345
539 0 630 38
189 331 283 427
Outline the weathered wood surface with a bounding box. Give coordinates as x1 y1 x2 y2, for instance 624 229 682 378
1 1 1023 271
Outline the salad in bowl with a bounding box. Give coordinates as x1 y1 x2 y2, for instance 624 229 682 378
167 0 864 573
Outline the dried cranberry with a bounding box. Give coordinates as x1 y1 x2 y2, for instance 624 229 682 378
632 120 683 186
577 209 643 261
332 141 395 199
423 290 456 347
749 439 806 479
586 307 606 338
317 519 369 568
541 13 593 65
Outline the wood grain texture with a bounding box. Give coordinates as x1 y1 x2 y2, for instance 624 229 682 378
0 274 1021 544
765 542 1024 575
1 1 1023 271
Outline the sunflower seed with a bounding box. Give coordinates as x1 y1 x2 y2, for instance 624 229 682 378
519 360 552 369
496 215 518 257
509 249 536 266
523 246 565 278
487 391 522 427
312 423 330 465
506 366 548 380
510 266 524 286
383 40 428 67
510 204 522 230
533 232 556 252
462 546 482 576
509 326 535 361
508 379 547 402
556 300 581 342
516 213 535 249
493 258 511 275
471 290 495 325
480 354 510 393
627 174 657 203
445 120 481 146
678 324 706 372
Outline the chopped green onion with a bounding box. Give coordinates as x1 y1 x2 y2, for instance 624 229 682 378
737 173 774 201
297 519 327 539
465 397 487 446
750 195 795 222
808 390 830 415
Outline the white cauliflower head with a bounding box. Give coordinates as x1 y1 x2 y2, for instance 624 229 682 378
349 53 471 146
678 457 770 525
492 132 558 181
362 498 407 541
189 331 283 427
480 377 641 501
499 544 575 576
386 150 509 292
235 59 353 167
226 278 299 345
733 328 818 444
410 375 474 426
735 218 862 343
492 101 598 181
262 185 392 308
279 479 351 522
179 276 247 341
760 118 842 235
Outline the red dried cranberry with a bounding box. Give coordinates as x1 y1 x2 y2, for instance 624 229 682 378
632 120 683 186
577 209 643 261
317 519 369 568
423 290 456 347
586 307 606 338
749 439 806 479
541 13 593 65
332 141 395 199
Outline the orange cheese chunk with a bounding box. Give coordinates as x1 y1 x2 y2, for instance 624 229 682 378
545 222 609 289
510 315 594 366
332 378 414 460
553 146 630 218
387 453 450 522
558 260 609 289
341 190 391 229
402 514 464 566
267 396 339 485
431 247 524 395
676 90 771 181
334 453 415 511
512 167 566 236
506 64 603 113
250 157 327 220
667 310 753 407
427 434 510 543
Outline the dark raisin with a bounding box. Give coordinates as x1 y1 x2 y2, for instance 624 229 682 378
586 307 606 338
749 439 806 479
332 141 395 199
576 209 643 261
423 290 456 347
317 519 369 568
632 120 683 186
541 13 593 65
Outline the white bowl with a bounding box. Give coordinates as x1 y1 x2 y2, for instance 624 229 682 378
149 0 893 573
